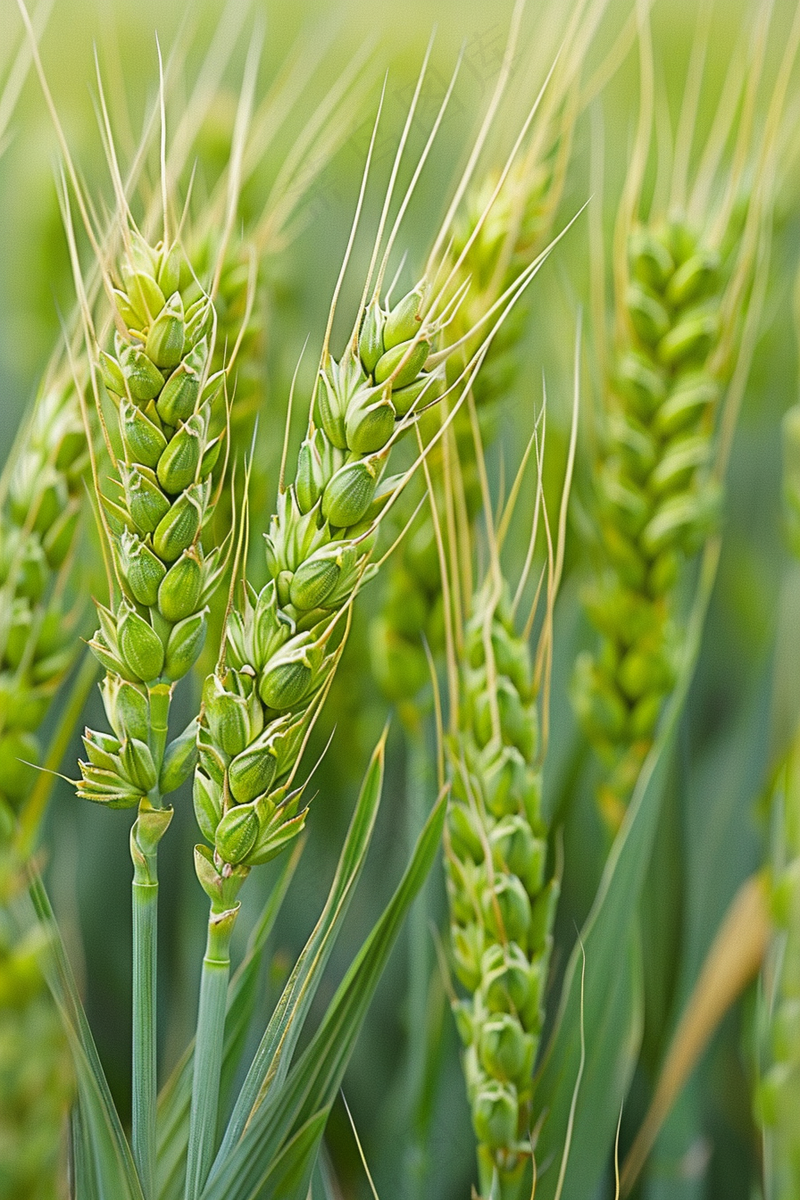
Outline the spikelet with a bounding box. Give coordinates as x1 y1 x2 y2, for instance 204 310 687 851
0 842 73 1199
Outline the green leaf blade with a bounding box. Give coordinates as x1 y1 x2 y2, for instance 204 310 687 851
531 546 720 1199
211 732 387 1171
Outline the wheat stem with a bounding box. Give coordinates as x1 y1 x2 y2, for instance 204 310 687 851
131 858 159 1200
185 905 238 1200
403 724 434 1199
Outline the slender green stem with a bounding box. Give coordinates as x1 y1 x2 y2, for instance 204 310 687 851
130 682 173 1200
185 903 239 1200
132 851 158 1200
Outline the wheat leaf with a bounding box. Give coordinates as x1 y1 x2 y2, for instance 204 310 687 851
531 541 721 1199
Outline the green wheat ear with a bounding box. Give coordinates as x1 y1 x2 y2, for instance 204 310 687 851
2 9 359 847
446 583 555 1200
572 4 791 833
436 321 578 1199
573 213 726 830
0 374 88 827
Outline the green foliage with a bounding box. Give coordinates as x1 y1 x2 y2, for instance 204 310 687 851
0 374 88 822
0 847 73 1200
532 546 720 1199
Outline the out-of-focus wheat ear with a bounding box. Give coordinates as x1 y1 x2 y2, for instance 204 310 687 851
426 51 562 326
571 0 800 829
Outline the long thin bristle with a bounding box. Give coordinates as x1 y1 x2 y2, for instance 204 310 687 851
357 32 437 325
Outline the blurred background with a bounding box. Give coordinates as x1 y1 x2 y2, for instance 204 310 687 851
1 0 799 1196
